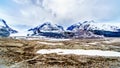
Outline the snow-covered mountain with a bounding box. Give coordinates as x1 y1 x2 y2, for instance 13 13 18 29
28 22 64 33
67 21 120 37
67 20 120 32
28 22 65 37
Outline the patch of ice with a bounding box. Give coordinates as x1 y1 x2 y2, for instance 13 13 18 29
37 49 120 57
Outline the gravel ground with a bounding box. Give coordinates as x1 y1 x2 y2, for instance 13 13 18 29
0 37 120 68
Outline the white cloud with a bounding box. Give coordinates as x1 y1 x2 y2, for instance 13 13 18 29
43 0 118 20
7 0 120 27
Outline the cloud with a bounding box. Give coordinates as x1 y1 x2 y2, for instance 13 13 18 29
4 0 120 28
43 0 120 20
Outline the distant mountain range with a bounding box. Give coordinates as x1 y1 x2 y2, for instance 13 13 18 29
28 21 120 38
0 18 120 38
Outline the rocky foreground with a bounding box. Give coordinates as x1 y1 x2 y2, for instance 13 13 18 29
0 37 120 68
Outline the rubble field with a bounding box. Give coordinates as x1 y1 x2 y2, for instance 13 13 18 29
0 37 120 68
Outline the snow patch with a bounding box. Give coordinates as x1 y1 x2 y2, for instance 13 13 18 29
37 49 120 57
47 38 70 41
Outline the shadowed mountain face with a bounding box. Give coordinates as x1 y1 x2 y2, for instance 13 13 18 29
0 19 18 37
0 26 10 37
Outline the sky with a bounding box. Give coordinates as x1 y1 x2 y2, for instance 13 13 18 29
0 0 120 30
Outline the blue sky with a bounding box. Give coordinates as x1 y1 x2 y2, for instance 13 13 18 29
0 0 120 29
